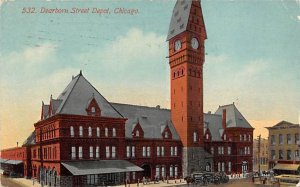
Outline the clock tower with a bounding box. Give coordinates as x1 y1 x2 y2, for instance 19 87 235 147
167 0 211 176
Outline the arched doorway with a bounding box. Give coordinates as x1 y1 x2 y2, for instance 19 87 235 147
205 162 211 172
141 164 151 179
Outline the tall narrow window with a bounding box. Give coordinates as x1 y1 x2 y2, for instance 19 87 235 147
112 128 116 137
105 128 108 137
170 165 173 177
228 162 232 172
287 134 292 144
136 130 139 137
79 126 83 137
70 126 74 137
89 146 93 158
96 127 100 137
147 146 151 157
106 146 110 158
126 146 130 158
142 146 146 157
221 162 225 172
88 126 92 137
228 147 231 155
155 166 160 178
157 146 160 156
112 146 116 158
79 146 83 159
279 134 283 144
174 146 178 156
193 132 197 142
174 166 178 177
96 146 99 158
91 107 95 113
171 147 174 156
161 146 165 156
132 146 135 158
211 147 214 155
71 146 76 159
161 166 165 178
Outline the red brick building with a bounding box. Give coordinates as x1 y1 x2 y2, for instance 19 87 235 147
1 0 253 186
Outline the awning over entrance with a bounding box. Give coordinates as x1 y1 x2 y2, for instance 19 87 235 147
62 160 143 176
273 164 300 171
0 158 8 163
0 159 22 165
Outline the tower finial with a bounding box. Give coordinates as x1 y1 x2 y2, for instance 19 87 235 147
50 94 53 100
80 70 82 75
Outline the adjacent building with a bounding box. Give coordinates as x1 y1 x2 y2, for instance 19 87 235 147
266 121 300 175
253 137 269 171
1 0 254 186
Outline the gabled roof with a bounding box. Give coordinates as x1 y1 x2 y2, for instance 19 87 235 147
111 103 180 140
215 104 253 129
204 113 223 141
44 72 123 119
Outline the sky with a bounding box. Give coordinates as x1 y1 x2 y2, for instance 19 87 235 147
0 0 299 149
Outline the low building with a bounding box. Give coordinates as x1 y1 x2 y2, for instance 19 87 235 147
266 121 300 175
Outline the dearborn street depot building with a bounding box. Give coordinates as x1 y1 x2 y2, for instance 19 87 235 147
0 0 253 186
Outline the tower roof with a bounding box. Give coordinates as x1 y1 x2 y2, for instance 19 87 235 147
167 0 206 41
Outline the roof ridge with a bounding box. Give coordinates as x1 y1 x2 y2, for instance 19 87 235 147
111 102 170 111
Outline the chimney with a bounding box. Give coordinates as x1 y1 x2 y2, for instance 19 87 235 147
222 109 227 129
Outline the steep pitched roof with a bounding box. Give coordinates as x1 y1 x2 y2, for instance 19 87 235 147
167 0 206 40
167 0 193 40
215 104 253 129
204 113 223 141
22 131 36 146
47 73 123 118
111 103 180 140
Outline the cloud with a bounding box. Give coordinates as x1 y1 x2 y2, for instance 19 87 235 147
236 59 268 78
1 42 57 67
76 28 166 70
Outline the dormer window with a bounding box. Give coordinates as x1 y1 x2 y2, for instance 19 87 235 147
224 134 227 140
164 132 169 138
206 133 209 140
136 130 139 137
86 97 100 116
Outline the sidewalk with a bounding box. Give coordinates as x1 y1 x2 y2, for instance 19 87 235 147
115 179 187 187
8 178 42 187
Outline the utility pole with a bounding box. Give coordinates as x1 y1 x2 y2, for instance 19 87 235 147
257 135 261 178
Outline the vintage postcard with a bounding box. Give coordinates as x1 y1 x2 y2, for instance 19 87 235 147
0 0 299 186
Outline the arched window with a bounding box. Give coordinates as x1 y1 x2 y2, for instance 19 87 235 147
70 126 74 137
193 131 197 142
112 128 116 137
88 127 92 137
136 130 139 137
206 133 209 140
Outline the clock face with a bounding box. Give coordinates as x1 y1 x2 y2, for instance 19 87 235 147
191 37 199 49
174 40 181 51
